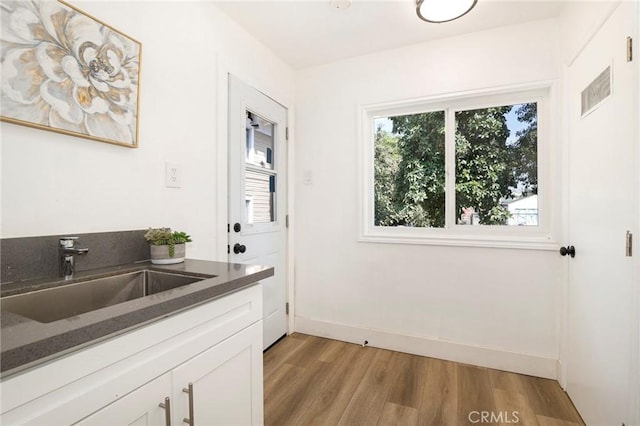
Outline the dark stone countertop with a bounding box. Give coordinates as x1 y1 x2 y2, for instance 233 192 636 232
0 259 273 378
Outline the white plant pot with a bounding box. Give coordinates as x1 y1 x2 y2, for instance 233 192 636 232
150 243 185 265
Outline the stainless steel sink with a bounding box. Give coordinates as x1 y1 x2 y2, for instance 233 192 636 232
0 270 210 323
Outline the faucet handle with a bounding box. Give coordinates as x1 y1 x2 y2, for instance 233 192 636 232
59 237 79 248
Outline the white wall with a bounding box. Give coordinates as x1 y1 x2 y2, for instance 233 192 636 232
560 0 622 65
294 19 563 377
0 1 294 262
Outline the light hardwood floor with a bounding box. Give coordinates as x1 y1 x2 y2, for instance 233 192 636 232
264 334 584 426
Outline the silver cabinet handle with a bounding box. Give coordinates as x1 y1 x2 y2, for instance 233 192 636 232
182 383 194 425
159 397 172 426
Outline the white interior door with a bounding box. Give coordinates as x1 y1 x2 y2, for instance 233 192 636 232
228 75 288 350
565 3 638 425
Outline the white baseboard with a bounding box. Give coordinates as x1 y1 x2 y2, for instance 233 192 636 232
295 316 559 380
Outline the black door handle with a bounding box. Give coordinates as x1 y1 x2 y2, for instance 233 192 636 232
233 223 241 233
559 245 576 258
233 243 246 254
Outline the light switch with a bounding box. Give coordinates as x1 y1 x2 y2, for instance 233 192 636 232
303 171 313 185
165 162 181 188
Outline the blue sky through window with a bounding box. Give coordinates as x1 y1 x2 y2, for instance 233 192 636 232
504 104 527 145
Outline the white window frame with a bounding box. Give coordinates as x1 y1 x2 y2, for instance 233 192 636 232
358 82 559 250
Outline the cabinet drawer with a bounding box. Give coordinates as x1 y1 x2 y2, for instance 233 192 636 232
74 373 172 426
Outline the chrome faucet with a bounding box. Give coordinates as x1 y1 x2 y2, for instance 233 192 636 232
59 237 89 278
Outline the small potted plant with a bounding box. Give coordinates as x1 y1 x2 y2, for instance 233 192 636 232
144 227 192 264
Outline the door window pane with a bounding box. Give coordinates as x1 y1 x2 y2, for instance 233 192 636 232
373 111 446 228
246 111 274 169
244 110 277 224
245 169 276 224
455 103 538 226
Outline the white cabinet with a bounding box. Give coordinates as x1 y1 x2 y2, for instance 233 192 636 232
1 285 263 426
172 321 263 426
75 322 263 426
75 374 172 426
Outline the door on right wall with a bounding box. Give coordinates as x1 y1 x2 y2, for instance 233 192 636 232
565 2 638 426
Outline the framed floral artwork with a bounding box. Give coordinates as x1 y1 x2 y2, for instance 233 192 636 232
1 0 142 147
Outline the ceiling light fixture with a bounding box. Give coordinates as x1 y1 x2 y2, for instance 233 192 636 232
416 0 478 23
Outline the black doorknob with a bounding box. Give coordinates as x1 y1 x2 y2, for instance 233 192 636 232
559 245 576 258
233 223 241 233
233 243 246 254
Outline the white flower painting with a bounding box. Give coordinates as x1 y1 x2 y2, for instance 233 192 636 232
1 0 141 147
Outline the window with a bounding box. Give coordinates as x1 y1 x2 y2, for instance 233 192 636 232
374 110 446 228
245 111 277 224
361 85 556 249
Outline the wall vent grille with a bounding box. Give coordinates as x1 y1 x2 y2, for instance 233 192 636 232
581 65 611 117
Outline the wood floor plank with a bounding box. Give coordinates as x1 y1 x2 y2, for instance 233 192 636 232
489 368 528 393
295 344 378 426
385 352 428 410
285 335 332 368
263 333 308 380
264 337 355 426
535 415 582 426
266 359 337 426
457 364 496 426
317 338 352 363
419 358 458 426
377 402 419 426
278 341 364 426
520 376 584 424
263 362 306 421
489 370 539 426
337 348 394 426
493 388 539 426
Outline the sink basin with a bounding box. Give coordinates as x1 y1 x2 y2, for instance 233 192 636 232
0 270 212 323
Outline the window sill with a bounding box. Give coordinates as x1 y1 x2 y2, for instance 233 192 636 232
359 230 558 251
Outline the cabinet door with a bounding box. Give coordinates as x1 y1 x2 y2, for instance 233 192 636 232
75 373 171 426
172 321 264 426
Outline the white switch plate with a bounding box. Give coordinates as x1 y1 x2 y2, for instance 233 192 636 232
165 162 181 188
303 171 313 185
